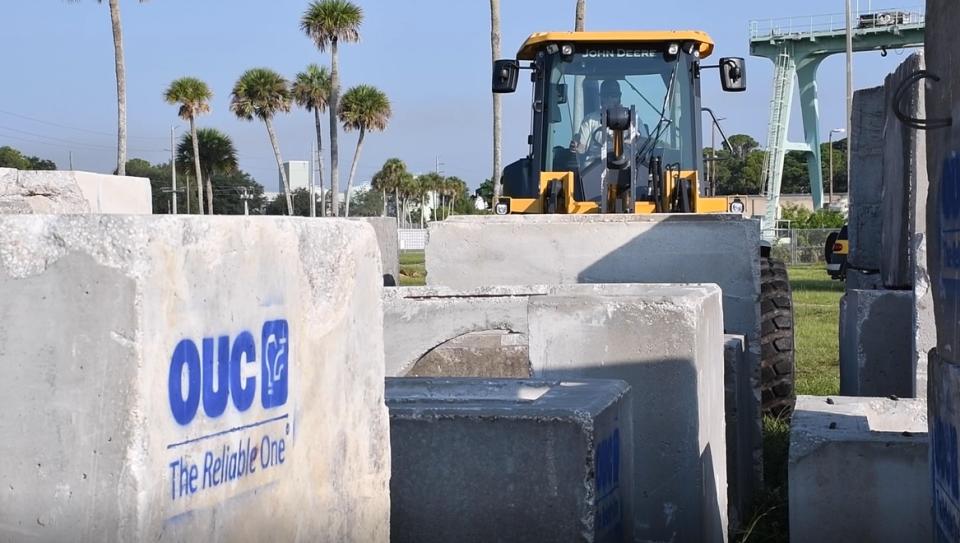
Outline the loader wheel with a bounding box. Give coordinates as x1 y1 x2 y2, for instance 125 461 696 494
760 256 795 416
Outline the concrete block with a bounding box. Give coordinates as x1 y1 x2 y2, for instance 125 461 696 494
881 53 927 289
387 377 634 543
914 234 934 398
839 289 915 397
355 217 399 286
0 170 152 214
724 335 760 533
528 286 727 543
929 350 960 541
789 395 930 543
404 329 529 377
848 86 886 271
844 268 883 291
0 216 389 541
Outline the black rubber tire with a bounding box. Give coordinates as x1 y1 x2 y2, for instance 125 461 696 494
760 257 796 416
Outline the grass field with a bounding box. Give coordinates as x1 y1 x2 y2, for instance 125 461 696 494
397 252 843 542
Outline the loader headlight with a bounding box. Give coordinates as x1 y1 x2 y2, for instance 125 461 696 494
560 43 575 56
667 43 680 56
729 198 745 214
495 198 510 216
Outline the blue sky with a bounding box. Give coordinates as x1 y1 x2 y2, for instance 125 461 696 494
1 0 917 191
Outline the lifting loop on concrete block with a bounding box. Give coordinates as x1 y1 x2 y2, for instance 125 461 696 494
893 70 953 131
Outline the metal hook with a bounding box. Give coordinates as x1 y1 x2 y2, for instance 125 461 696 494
893 70 953 131
881 46 888 57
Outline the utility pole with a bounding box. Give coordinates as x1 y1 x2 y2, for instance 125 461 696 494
69 151 74 171
170 126 179 215
829 128 846 208
240 188 252 216
310 142 317 218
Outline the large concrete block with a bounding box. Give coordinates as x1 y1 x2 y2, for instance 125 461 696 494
844 268 883 291
915 234 934 398
355 217 399 286
789 395 930 543
723 335 760 533
839 289 915 397
848 86 886 271
881 53 928 289
0 216 389 541
0 170 152 214
929 349 960 541
387 377 633 543
528 286 727 543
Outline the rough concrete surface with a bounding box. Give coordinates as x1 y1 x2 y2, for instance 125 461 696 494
844 268 883 291
0 216 389 542
0 170 151 214
789 395 930 543
528 286 727 543
723 334 758 533
881 53 928 289
387 378 633 543
848 86 886 272
839 288 915 397
405 329 530 377
354 217 399 286
928 350 960 541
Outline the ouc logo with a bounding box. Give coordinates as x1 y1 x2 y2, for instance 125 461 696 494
168 319 289 425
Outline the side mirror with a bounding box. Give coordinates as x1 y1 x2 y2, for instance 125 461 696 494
492 59 519 94
720 57 747 92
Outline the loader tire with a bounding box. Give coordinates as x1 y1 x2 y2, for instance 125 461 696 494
760 256 796 416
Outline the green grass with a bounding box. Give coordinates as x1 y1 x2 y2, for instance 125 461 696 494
399 250 426 286
738 264 843 543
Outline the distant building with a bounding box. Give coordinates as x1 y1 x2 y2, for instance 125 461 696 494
281 161 309 191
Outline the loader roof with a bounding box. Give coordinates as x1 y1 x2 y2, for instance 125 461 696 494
517 30 715 60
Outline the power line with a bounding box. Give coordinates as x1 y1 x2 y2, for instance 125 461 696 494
0 109 167 141
0 125 165 154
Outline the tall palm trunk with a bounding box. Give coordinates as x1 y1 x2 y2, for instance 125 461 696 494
108 0 127 176
185 174 192 213
490 0 502 200
329 38 341 217
189 117 205 214
343 127 366 217
382 188 386 216
265 118 294 215
573 1 586 131
395 187 400 228
313 108 326 217
575 0 585 30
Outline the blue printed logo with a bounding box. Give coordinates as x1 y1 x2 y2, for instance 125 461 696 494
168 319 290 426
940 153 960 289
261 320 289 408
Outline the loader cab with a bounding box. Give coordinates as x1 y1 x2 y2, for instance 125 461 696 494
494 31 745 214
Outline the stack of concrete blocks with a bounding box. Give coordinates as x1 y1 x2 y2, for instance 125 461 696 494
424 213 763 511
0 216 390 541
0 169 152 214
384 283 730 542
922 0 960 538
387 378 633 542
840 53 932 399
789 395 930 542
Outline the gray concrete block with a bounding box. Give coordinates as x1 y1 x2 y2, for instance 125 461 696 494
724 335 759 533
0 170 153 214
848 86 886 271
0 216 390 541
839 289 915 397
881 53 927 289
789 395 930 543
405 329 530 377
528 286 727 543
355 217 399 286
914 234 934 398
928 350 960 541
387 377 634 543
844 268 883 291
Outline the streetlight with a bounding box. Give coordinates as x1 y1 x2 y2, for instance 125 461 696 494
828 128 846 208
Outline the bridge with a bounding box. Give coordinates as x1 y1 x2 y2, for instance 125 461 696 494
749 6 925 237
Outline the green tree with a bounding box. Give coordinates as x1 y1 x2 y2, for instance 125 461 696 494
727 134 759 160
338 85 391 217
301 0 363 217
176 128 239 214
372 158 408 222
265 187 313 216
209 170 266 215
348 186 384 217
292 64 331 215
231 68 294 215
164 77 213 213
0 146 57 170
781 203 845 229
416 172 443 226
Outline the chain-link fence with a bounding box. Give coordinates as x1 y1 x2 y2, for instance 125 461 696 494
770 228 837 265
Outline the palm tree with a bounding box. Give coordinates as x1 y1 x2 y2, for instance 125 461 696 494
490 0 503 201
176 128 238 214
301 0 363 217
230 68 294 215
70 0 145 175
417 172 443 227
292 64 331 216
373 158 408 225
164 77 213 214
338 85 391 217
446 176 466 218
399 172 418 228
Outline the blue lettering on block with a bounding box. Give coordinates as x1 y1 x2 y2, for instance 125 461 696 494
230 331 257 411
261 320 289 409
201 336 230 418
169 340 202 425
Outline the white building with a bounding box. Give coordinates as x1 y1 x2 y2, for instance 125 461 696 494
281 161 310 192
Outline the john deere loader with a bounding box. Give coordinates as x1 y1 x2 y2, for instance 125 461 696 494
492 31 795 414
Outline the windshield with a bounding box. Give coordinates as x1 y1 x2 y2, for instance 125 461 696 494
541 47 699 194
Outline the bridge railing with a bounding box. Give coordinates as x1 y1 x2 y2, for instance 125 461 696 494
750 5 925 42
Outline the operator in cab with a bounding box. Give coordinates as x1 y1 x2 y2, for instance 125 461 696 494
568 79 623 160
